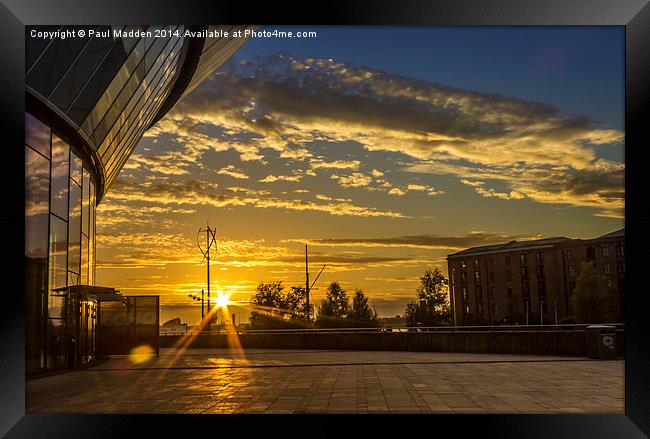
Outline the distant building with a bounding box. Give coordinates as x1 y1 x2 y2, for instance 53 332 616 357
447 229 624 325
160 317 188 335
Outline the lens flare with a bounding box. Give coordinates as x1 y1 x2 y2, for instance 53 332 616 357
214 292 231 308
128 344 155 364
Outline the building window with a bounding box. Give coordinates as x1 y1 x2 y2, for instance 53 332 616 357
474 258 479 268
462 286 468 301
477 303 483 315
568 264 576 279
505 255 511 266
492 303 498 315
50 135 69 220
616 245 624 258
489 271 495 282
602 246 610 258
538 281 546 298
507 286 513 297
461 259 466 269
521 282 530 298
520 253 527 266
537 264 544 278
604 263 611 274
536 251 543 265
505 270 512 281
566 249 572 260
465 305 470 314
475 285 482 300
460 271 467 283
521 266 528 278
474 270 480 282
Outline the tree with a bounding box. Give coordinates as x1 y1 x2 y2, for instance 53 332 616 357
347 289 380 327
316 282 351 327
250 281 285 310
404 268 451 326
319 281 350 318
572 262 612 323
285 286 310 321
249 281 313 329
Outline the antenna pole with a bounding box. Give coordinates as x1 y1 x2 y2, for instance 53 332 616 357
206 224 210 319
305 244 310 322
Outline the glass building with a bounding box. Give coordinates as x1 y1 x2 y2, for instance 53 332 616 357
25 25 252 375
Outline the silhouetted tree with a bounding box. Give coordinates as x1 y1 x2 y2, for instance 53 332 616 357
249 281 310 329
316 281 351 327
250 281 285 310
347 289 379 327
285 286 310 320
404 268 451 326
572 262 612 323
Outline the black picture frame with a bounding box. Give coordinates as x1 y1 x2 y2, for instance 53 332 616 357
2 0 648 437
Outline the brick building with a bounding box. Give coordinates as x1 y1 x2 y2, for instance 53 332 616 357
447 229 624 325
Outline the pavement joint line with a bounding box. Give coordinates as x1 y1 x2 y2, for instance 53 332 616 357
87 358 610 372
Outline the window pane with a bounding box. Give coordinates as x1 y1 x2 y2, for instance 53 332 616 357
82 168 90 235
81 234 89 284
89 180 95 285
70 151 82 185
48 214 68 318
67 29 142 126
25 145 50 374
25 113 51 157
49 26 118 111
68 180 82 276
26 26 91 98
50 135 69 220
25 146 50 259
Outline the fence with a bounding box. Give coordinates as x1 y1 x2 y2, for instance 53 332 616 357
159 324 624 357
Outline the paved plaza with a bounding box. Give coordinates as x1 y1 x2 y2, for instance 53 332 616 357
26 348 624 414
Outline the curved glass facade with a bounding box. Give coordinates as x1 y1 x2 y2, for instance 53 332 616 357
26 113 97 372
25 25 251 375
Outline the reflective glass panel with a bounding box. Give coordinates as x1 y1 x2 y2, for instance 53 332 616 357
26 27 91 98
89 180 95 285
25 146 50 259
50 135 69 220
70 151 82 186
25 145 50 374
25 113 51 158
68 180 82 275
49 26 118 111
81 234 89 285
48 214 67 318
82 168 90 236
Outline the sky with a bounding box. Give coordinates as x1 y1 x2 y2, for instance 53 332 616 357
95 26 624 325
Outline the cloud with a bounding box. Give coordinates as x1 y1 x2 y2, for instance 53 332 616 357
331 172 374 188
217 165 249 179
460 179 525 200
309 158 361 170
106 179 408 219
259 172 303 183
388 188 406 196
283 231 540 250
151 54 622 216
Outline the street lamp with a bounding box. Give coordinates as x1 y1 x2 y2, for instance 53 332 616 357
188 293 204 320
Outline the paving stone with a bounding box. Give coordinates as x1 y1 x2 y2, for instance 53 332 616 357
26 348 624 414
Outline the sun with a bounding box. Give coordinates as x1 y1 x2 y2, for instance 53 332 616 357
214 291 231 308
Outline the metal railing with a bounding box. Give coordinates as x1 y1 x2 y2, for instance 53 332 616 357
159 323 624 336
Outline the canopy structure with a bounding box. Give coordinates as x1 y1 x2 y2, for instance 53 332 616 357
52 285 125 303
